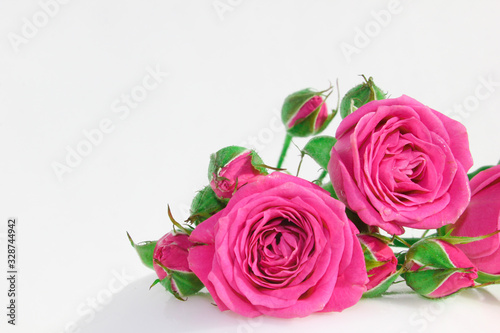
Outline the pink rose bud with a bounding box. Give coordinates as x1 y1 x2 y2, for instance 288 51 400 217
152 232 204 299
358 234 398 297
450 165 500 280
208 146 268 200
281 87 335 137
403 239 478 298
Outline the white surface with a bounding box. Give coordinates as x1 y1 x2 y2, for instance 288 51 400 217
1 1 500 332
79 274 500 333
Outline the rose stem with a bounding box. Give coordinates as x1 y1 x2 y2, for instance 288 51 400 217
316 170 328 184
277 133 292 169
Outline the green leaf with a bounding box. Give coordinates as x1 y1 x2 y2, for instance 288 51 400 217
302 135 337 169
475 271 500 284
339 76 386 119
468 165 493 180
363 271 401 298
188 186 225 226
127 232 157 270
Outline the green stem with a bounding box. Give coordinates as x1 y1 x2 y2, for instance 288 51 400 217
296 152 305 177
391 237 421 248
315 170 328 185
277 133 292 169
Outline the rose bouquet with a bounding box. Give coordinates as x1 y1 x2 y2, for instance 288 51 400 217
128 76 500 318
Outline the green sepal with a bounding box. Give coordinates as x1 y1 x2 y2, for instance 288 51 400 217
365 258 386 271
282 88 317 125
432 230 500 245
468 165 493 180
437 225 448 237
475 271 500 284
396 251 407 270
127 232 157 270
188 186 225 226
302 135 337 170
153 259 205 300
405 240 455 269
149 279 161 289
339 76 386 119
170 271 204 297
157 271 204 300
321 182 338 199
402 268 466 297
363 271 401 298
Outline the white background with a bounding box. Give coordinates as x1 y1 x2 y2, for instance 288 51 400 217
1 1 500 332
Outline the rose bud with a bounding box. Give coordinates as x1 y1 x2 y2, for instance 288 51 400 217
208 146 268 200
357 234 399 297
402 239 478 299
449 165 500 282
281 87 335 137
152 232 204 300
339 76 386 119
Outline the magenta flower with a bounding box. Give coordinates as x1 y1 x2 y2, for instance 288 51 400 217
189 172 367 318
451 165 500 275
329 95 473 235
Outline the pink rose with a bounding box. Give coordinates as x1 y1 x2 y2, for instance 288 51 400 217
153 232 193 280
357 234 398 291
329 95 473 235
188 172 367 318
451 165 500 274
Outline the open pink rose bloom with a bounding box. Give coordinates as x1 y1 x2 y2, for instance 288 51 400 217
329 95 473 235
452 165 500 274
189 172 368 318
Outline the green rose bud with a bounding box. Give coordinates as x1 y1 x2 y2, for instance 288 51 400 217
208 146 268 200
281 87 335 137
402 239 478 299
